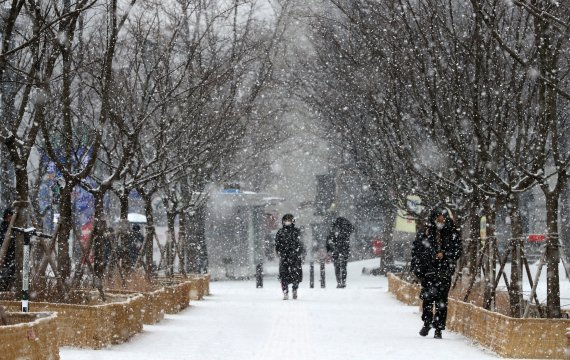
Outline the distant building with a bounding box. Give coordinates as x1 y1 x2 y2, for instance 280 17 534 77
205 187 282 280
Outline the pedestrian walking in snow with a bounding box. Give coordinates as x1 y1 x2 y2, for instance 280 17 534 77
0 207 15 291
126 223 144 270
411 208 462 339
275 214 305 300
326 216 354 288
102 225 114 271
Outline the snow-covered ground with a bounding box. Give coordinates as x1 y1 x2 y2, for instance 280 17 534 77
61 259 502 360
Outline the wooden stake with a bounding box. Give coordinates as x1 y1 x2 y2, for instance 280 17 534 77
522 251 544 318
464 239 487 302
0 305 7 325
523 246 547 318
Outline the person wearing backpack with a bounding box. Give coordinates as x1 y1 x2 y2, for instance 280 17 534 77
326 217 354 288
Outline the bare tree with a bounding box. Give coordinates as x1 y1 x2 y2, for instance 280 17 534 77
469 0 570 318
0 0 94 292
294 0 569 318
37 0 138 294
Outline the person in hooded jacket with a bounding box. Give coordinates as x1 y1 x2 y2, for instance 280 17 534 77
127 224 144 269
275 214 305 300
0 207 15 291
411 208 462 339
326 217 354 288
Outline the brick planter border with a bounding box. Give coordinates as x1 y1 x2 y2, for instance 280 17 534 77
189 276 206 300
387 273 421 306
110 274 211 324
108 288 167 324
387 272 570 358
153 280 192 313
0 292 144 349
157 274 211 301
0 312 59 360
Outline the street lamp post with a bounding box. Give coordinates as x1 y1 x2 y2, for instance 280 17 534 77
11 227 52 312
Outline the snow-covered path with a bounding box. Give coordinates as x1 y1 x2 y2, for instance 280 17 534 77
61 259 499 360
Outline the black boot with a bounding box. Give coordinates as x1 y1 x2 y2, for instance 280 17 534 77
419 325 431 337
434 329 442 339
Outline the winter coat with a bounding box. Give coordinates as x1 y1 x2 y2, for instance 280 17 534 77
127 229 144 264
326 217 354 259
0 221 16 275
102 230 114 266
275 225 305 284
411 219 462 299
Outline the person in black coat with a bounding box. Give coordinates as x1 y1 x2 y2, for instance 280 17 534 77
275 214 305 300
326 217 354 288
0 207 16 291
411 208 462 339
102 225 114 271
127 224 144 269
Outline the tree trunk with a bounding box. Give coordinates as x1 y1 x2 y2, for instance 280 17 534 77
380 207 396 271
178 212 187 274
560 184 570 266
545 191 561 318
466 203 480 278
57 182 73 282
12 164 30 292
91 192 106 280
11 206 25 293
186 212 197 273
530 0 562 318
482 199 498 309
143 195 155 274
166 211 177 275
116 189 131 272
119 190 129 223
193 205 207 273
508 194 524 317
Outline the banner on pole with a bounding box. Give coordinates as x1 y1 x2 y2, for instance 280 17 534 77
394 195 422 233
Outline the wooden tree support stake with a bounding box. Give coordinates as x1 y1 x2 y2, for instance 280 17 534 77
523 246 547 318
